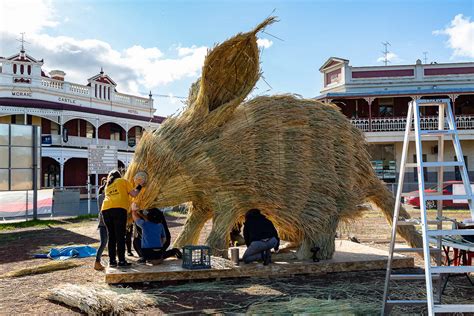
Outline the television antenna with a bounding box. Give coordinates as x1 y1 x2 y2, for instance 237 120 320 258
423 51 428 64
381 41 391 66
17 32 29 53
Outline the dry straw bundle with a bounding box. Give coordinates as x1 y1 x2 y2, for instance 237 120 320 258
0 261 80 278
46 284 156 315
126 17 421 259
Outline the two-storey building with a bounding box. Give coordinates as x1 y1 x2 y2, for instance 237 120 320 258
317 57 474 190
0 48 163 190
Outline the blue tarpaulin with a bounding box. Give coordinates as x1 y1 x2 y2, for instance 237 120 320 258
34 245 97 260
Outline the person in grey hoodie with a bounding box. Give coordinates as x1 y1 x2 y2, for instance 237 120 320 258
94 178 108 271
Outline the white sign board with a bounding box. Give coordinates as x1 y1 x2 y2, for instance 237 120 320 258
453 183 474 204
88 145 117 174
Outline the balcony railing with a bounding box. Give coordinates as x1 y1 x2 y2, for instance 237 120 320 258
46 134 134 151
35 77 151 109
351 115 474 132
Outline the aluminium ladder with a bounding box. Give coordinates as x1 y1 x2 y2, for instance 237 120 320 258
381 98 474 315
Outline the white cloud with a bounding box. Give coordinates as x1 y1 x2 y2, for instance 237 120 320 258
0 0 208 116
0 0 59 34
377 52 402 64
433 14 474 59
257 38 273 49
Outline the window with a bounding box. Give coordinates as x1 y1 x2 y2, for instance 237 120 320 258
368 144 396 183
86 122 94 138
27 65 31 75
413 154 428 182
378 98 394 117
51 122 60 135
12 114 25 125
13 64 17 74
95 85 97 98
110 126 121 141
454 156 468 181
135 126 142 143
20 64 24 74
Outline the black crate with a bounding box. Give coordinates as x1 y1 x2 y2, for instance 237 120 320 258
182 245 211 270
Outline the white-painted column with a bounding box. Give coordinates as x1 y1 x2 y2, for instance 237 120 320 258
95 118 99 145
59 161 64 188
125 122 129 151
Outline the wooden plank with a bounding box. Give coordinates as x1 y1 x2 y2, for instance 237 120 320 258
105 240 414 284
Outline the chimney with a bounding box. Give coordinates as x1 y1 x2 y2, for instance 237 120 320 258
49 70 66 81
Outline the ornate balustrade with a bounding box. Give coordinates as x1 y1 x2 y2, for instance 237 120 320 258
351 115 474 132
48 134 132 151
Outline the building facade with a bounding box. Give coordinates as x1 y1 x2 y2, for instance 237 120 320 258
317 57 474 190
0 48 163 190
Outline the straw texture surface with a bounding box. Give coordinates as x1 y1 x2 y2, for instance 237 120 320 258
126 17 421 259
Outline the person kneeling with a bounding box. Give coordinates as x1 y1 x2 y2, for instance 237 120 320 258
242 209 280 265
131 205 166 265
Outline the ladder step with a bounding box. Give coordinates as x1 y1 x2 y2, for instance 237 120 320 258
419 130 455 136
423 194 472 201
386 300 429 305
390 274 441 280
426 229 474 236
433 304 474 313
397 219 441 225
394 247 441 253
431 266 474 274
406 161 463 168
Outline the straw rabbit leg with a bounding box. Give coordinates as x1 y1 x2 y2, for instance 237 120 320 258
174 203 213 247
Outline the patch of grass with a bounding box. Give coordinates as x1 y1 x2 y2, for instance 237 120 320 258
0 219 62 231
67 214 98 222
165 211 187 218
0 214 99 231
0 260 81 278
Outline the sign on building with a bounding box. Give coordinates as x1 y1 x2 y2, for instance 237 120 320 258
88 145 118 174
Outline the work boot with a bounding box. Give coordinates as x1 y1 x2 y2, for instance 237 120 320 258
174 248 183 259
263 250 271 266
94 261 105 271
118 260 132 267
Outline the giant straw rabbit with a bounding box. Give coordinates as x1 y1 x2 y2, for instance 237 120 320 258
126 18 422 259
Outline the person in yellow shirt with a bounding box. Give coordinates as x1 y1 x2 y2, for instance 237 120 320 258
102 170 143 267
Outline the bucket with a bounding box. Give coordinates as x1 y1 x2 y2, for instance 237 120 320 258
230 248 240 265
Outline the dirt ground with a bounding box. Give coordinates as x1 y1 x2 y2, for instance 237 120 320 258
0 208 473 315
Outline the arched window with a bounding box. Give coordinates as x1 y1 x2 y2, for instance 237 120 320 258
99 85 102 99
13 64 17 74
95 85 97 98
108 87 110 100
20 64 24 74
27 65 31 75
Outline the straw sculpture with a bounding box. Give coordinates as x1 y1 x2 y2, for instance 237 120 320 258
126 17 422 259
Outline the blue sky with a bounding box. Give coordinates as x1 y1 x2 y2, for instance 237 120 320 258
1 0 473 116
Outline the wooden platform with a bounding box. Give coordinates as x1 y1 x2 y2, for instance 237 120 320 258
105 240 414 284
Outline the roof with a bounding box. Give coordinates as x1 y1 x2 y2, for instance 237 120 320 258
319 57 349 72
87 71 117 86
4 52 41 63
315 87 474 100
0 97 165 123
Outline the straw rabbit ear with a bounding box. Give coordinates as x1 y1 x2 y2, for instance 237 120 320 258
190 17 276 123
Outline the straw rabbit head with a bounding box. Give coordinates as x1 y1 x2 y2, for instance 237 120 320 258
126 17 276 209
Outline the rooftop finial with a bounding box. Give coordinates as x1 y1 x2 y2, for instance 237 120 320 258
100 67 104 75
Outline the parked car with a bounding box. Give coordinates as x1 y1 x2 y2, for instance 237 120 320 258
404 181 472 209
